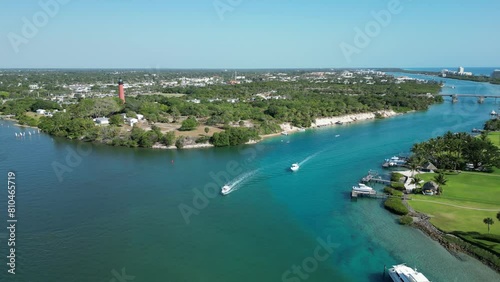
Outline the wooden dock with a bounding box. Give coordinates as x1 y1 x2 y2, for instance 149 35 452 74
351 190 388 199
361 174 391 185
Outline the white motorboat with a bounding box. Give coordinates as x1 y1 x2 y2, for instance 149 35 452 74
491 110 497 116
290 163 300 172
281 131 289 136
388 264 430 282
221 185 232 195
352 183 373 192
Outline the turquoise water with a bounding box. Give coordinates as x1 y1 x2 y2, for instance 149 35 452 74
405 67 500 76
1 76 500 281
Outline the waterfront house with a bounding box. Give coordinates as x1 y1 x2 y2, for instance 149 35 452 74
421 162 438 172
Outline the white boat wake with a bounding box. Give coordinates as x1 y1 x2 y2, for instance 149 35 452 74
298 150 323 167
223 169 259 195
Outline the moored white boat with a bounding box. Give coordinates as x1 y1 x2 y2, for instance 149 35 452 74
388 264 430 282
352 183 373 192
221 185 232 195
290 163 299 172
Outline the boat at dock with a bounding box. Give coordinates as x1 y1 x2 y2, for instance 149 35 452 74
290 163 300 172
387 264 430 282
221 185 232 195
352 183 374 193
383 156 407 167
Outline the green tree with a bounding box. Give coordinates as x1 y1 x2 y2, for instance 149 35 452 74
180 116 198 131
109 114 124 126
483 217 494 233
433 173 448 186
92 97 122 117
175 136 185 149
204 127 210 134
161 131 176 146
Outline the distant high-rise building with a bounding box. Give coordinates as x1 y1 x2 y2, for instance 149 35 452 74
457 66 464 74
118 78 125 103
492 70 500 79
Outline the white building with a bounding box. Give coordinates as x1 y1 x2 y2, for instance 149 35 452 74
457 66 464 74
492 70 500 79
136 114 144 120
94 117 109 125
126 118 138 126
36 109 46 115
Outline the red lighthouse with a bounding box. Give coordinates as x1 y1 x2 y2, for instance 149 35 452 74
118 78 125 103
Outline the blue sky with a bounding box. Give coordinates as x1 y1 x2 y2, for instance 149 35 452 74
1 0 499 68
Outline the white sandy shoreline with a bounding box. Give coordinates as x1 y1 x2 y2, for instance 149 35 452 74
160 110 399 149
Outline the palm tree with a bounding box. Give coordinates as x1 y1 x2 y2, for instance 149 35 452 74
433 173 448 186
497 211 500 222
412 176 422 187
407 159 419 177
483 218 494 233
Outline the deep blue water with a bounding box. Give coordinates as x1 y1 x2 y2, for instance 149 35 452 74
405 67 499 77
0 75 499 281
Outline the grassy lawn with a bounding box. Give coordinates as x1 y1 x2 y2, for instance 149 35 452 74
487 131 500 147
408 171 500 236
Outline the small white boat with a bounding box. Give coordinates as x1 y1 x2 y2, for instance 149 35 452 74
335 134 340 138
281 131 289 136
491 110 497 116
352 183 373 192
388 264 430 282
290 163 299 172
221 185 232 195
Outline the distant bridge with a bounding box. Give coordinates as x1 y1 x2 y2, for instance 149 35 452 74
438 94 500 103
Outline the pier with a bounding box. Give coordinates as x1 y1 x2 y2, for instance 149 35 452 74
361 173 391 185
351 190 388 199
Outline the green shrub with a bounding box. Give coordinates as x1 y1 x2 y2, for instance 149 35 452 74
195 135 210 144
180 116 199 131
384 187 403 197
391 172 404 182
399 215 413 225
391 182 406 191
384 198 409 215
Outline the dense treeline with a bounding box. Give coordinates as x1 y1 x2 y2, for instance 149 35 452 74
484 119 500 131
1 77 443 148
411 132 500 171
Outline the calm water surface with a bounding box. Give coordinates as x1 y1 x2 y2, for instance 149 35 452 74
0 74 499 281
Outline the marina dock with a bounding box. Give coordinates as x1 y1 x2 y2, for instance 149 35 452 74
351 190 388 199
